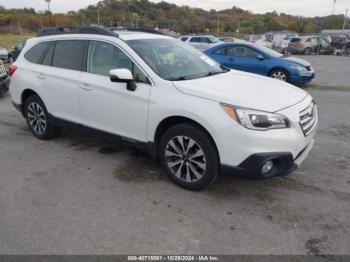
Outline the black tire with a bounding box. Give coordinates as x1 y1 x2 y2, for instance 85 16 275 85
24 95 61 140
304 48 312 55
268 68 290 83
158 123 219 191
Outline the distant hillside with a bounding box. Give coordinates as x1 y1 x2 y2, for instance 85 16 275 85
0 0 348 34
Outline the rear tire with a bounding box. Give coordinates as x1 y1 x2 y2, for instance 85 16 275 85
24 95 61 140
159 123 219 191
304 48 312 55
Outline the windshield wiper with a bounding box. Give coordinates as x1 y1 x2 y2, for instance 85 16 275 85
170 76 188 81
205 70 228 77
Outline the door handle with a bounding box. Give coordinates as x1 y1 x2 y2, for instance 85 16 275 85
79 82 93 91
229 58 234 62
36 73 46 80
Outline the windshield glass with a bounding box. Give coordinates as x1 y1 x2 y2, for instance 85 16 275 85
208 36 220 43
256 45 283 58
127 39 226 81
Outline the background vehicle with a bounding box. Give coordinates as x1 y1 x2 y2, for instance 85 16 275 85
0 46 9 62
328 35 350 55
10 27 317 190
288 36 332 55
205 42 315 85
180 35 221 51
219 37 245 43
272 34 299 54
8 39 27 63
0 60 9 95
243 34 272 48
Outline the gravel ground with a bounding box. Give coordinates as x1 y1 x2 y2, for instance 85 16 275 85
0 56 349 255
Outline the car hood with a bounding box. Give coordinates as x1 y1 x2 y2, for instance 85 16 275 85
173 70 308 112
282 56 310 67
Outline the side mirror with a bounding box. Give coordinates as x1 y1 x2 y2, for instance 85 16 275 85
256 54 265 60
110 68 137 91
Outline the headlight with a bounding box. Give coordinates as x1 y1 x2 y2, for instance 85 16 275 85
221 104 290 130
291 64 306 72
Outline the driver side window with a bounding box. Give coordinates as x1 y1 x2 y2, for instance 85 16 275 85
87 41 148 84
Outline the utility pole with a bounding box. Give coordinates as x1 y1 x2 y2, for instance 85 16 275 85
332 0 337 15
45 0 51 26
97 8 100 26
216 14 220 37
343 8 348 30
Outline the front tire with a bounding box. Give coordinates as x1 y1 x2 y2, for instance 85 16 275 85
159 123 219 191
24 95 60 140
269 68 290 83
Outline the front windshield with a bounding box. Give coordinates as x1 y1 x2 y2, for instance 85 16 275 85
257 44 283 58
127 39 226 81
208 36 220 43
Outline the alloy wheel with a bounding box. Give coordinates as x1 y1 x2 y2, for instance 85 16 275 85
27 102 47 135
165 136 207 183
271 71 287 81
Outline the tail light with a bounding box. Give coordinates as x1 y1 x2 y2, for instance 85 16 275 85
8 65 17 77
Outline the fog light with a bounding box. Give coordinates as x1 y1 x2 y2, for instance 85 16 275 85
262 160 274 175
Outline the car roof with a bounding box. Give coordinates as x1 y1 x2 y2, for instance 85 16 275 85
26 31 173 44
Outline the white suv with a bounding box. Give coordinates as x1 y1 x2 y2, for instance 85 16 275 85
9 28 318 190
180 35 221 51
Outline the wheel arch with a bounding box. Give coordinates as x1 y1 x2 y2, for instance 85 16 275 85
20 89 41 116
151 116 220 162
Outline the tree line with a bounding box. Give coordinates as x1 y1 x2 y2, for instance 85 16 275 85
0 0 348 35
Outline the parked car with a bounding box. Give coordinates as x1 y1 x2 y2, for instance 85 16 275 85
0 60 9 95
0 46 9 62
328 35 350 55
288 36 332 55
219 37 245 43
243 34 272 48
272 34 299 54
9 27 317 190
180 35 221 51
204 42 315 85
8 39 27 63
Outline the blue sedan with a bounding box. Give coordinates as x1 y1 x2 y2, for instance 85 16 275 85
204 43 315 85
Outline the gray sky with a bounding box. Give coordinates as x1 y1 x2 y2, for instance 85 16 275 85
0 0 349 17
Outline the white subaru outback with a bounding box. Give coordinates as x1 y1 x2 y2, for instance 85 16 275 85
9 27 318 190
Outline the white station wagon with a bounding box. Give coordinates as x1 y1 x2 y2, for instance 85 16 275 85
9 27 318 190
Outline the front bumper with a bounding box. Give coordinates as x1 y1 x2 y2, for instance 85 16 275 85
221 139 315 179
214 95 317 178
0 76 9 95
291 73 315 85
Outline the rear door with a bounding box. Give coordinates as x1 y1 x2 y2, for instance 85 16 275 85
189 37 202 50
38 40 85 123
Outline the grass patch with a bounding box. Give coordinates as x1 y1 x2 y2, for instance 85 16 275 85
0 33 35 50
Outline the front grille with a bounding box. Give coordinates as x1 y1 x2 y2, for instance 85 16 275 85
0 64 7 77
299 102 317 136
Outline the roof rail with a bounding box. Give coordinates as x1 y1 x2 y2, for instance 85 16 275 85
125 28 165 35
37 26 119 37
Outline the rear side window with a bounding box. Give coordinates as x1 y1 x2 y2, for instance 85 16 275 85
190 37 200 43
52 40 85 71
24 42 51 64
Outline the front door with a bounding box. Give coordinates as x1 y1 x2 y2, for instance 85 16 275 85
78 40 151 142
